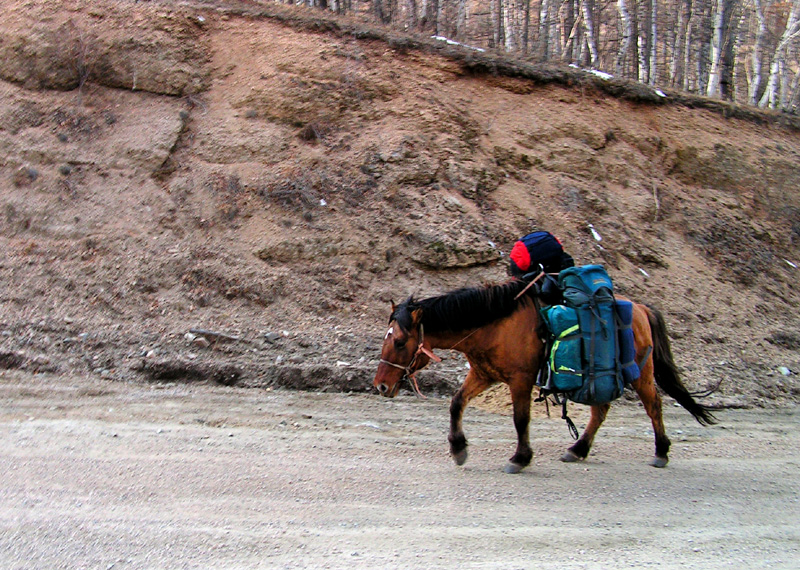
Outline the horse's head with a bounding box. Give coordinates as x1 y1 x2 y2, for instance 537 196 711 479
373 299 430 397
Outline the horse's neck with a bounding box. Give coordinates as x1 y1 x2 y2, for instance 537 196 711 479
424 302 539 358
425 327 489 355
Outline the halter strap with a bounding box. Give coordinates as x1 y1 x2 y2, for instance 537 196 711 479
378 325 440 398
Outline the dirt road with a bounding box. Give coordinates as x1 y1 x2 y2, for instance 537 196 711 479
1 371 797 569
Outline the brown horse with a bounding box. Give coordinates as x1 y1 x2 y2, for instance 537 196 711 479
373 279 715 473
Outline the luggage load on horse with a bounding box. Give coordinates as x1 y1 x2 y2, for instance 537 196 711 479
508 231 575 277
508 231 574 306
509 232 645 407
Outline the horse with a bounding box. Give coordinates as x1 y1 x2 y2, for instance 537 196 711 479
372 279 716 473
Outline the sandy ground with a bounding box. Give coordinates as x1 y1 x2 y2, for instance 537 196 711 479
1 370 798 569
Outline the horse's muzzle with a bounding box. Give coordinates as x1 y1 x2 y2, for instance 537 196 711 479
375 382 398 397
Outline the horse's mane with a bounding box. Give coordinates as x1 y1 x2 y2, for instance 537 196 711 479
391 280 535 334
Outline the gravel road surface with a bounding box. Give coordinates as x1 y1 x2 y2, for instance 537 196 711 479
1 371 798 569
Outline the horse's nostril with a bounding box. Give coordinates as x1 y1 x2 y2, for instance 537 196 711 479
377 383 388 394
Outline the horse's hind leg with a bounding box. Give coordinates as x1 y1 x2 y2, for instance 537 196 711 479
448 370 491 467
633 376 671 468
561 403 611 462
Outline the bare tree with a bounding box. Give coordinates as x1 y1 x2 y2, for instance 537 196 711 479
759 0 800 108
617 0 635 74
284 0 800 112
707 0 740 97
581 0 599 66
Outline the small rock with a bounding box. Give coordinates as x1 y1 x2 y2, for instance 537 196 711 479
13 166 38 187
264 332 282 344
777 366 792 376
193 336 211 348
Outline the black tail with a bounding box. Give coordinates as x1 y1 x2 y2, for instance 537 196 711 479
647 306 717 426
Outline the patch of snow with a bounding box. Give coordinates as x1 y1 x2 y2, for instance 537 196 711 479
431 36 486 52
588 224 603 242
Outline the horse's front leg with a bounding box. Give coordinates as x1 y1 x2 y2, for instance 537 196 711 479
562 402 611 462
504 377 534 474
448 369 491 467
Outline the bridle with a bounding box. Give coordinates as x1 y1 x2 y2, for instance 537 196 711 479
379 324 441 397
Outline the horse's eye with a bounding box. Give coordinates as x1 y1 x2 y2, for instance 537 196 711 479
394 339 406 350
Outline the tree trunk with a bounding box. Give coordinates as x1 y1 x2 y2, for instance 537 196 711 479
580 0 599 66
720 0 741 99
670 0 687 87
539 0 552 59
408 0 419 28
789 65 800 111
617 0 634 75
421 0 439 33
759 0 800 109
706 0 725 96
490 0 505 48
504 0 516 50
682 0 694 90
649 0 657 83
522 0 531 53
456 0 467 39
748 0 767 104
637 0 650 82
632 0 641 80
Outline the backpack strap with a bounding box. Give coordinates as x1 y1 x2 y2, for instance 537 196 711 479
561 397 579 440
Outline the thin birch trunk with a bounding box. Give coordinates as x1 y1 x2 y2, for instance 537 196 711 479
683 0 694 90
551 0 562 58
456 0 467 39
580 0 599 66
707 0 724 96
637 0 650 82
759 0 800 108
504 0 516 50
522 0 530 53
649 0 657 83
670 0 687 86
617 0 634 75
539 0 551 59
748 0 767 104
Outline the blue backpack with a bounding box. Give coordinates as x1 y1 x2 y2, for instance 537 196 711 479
541 265 640 405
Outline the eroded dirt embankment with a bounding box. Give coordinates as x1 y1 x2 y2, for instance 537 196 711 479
0 0 798 407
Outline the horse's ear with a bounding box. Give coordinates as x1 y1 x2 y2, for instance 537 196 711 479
390 300 397 312
410 308 423 326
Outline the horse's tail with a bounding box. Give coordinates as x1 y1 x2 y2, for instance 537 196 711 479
646 305 717 426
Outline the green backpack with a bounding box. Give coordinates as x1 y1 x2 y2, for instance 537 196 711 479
541 265 624 405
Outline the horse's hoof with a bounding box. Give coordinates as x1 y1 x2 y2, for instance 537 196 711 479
504 462 525 474
649 456 669 468
452 449 468 466
560 450 583 463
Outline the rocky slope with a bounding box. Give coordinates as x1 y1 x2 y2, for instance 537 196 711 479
1 0 799 407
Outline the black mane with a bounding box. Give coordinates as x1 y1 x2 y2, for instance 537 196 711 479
391 279 535 334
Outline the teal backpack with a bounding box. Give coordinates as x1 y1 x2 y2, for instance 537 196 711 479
541 265 631 405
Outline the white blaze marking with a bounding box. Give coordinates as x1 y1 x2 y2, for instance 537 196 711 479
385 327 394 339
